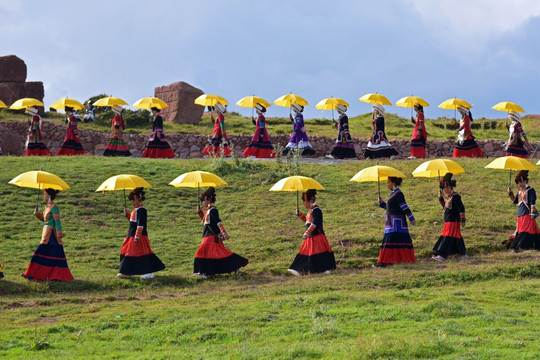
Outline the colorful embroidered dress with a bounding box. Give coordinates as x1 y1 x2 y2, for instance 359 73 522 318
452 115 483 158
142 114 175 158
243 114 275 158
119 206 166 275
506 119 529 158
284 112 315 155
510 185 540 250
330 113 356 159
410 111 428 158
194 205 248 275
377 188 416 265
363 114 398 159
56 114 84 155
202 113 231 157
104 114 131 156
22 203 73 281
433 192 467 258
26 115 51 156
289 204 336 274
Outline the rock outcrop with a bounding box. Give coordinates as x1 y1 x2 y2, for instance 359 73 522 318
0 55 44 109
154 81 204 124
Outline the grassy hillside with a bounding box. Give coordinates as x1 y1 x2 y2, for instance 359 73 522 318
3 109 540 141
0 156 539 359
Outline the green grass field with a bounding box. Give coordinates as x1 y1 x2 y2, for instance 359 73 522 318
3 109 540 142
0 156 539 359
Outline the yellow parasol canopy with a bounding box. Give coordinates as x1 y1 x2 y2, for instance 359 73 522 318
93 96 128 107
315 97 349 111
10 98 44 110
270 176 325 192
9 170 70 191
359 93 392 106
485 156 537 187
96 174 152 192
133 97 168 110
169 171 228 189
350 165 407 183
395 96 429 108
194 94 228 107
50 98 84 110
492 101 525 113
236 96 271 108
274 93 309 107
412 159 465 178
0 100 7 108
438 98 472 110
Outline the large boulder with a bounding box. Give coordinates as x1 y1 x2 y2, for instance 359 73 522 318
154 81 204 124
0 81 44 107
0 124 25 155
0 55 27 82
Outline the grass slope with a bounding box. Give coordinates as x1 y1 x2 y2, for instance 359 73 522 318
0 156 539 359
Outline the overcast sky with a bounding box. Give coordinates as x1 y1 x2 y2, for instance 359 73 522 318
2 0 540 120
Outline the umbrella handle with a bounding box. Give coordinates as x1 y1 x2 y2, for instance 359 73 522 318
378 176 381 198
297 190 299 213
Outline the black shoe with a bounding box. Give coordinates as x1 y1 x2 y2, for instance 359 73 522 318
372 263 386 268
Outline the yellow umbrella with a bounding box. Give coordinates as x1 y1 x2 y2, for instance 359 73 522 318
492 101 525 114
169 170 228 203
412 159 465 179
270 175 325 211
0 100 7 108
96 174 152 208
9 170 70 208
133 97 168 110
236 96 271 108
93 96 128 107
50 98 84 111
316 97 349 121
485 156 537 187
350 165 407 197
274 93 309 107
395 96 429 108
194 94 228 107
359 93 392 106
438 98 472 110
9 98 44 110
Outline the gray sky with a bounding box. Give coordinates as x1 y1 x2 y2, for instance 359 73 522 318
2 0 540 119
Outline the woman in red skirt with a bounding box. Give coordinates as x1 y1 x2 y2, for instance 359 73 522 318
25 107 51 156
505 112 530 158
202 102 231 157
103 106 131 156
22 188 73 281
507 170 540 251
409 104 428 159
243 104 275 158
117 188 166 279
432 173 468 262
142 107 175 158
288 189 336 275
452 106 483 158
194 187 248 277
56 106 85 155
374 177 416 267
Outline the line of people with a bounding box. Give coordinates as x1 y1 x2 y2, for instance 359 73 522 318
9 169 539 282
18 102 531 160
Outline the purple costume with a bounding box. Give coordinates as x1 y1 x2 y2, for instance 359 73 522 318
284 112 315 155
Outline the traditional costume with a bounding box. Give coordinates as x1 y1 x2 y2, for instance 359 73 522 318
409 105 428 158
363 105 398 159
25 107 51 156
202 103 231 157
22 191 74 281
329 105 356 159
243 104 275 158
118 189 166 277
103 106 132 157
142 109 175 158
432 173 467 261
0 261 3 278
376 185 416 266
289 190 336 274
507 171 540 251
505 112 529 158
56 108 85 155
452 106 483 158
283 103 315 156
194 187 248 276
